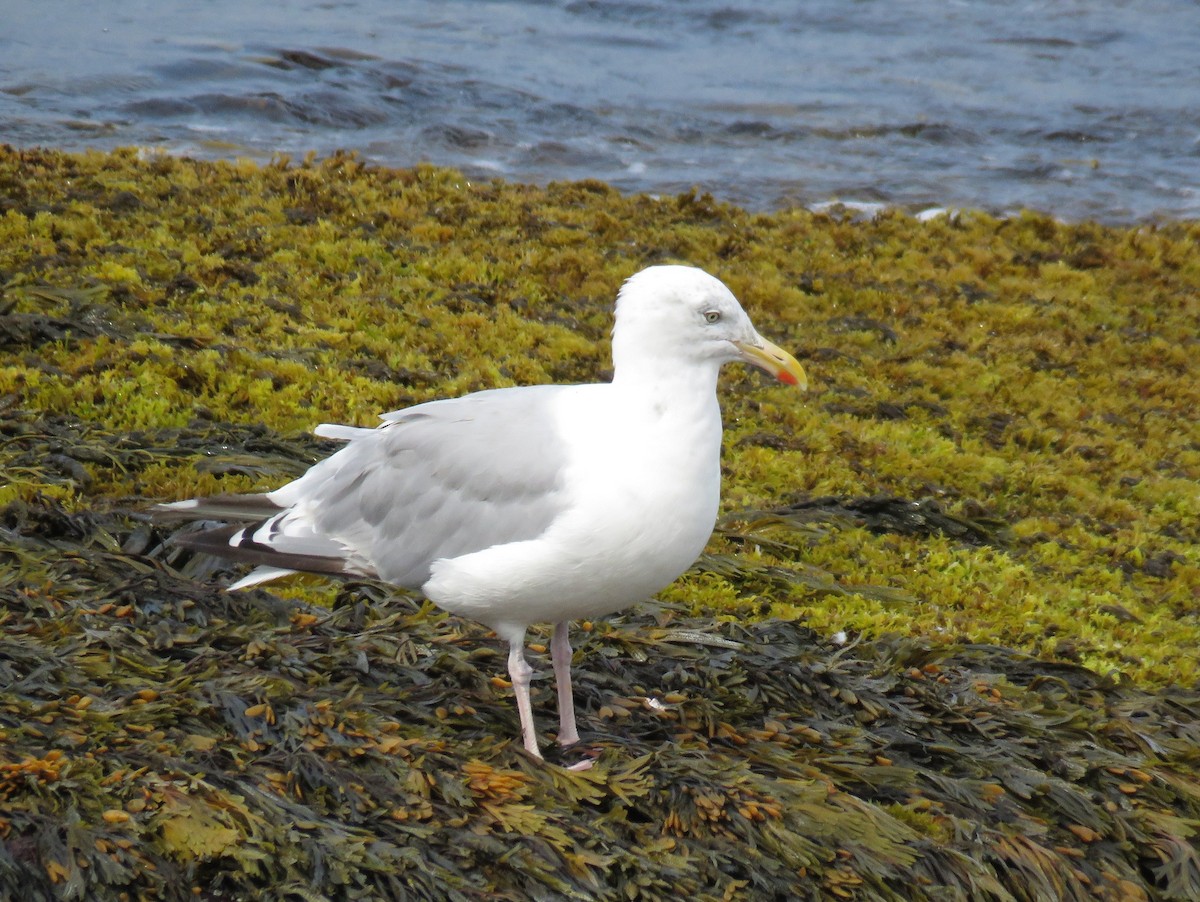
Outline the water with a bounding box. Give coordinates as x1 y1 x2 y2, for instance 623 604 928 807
2 0 1198 221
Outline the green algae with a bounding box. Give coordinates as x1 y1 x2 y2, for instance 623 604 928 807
2 146 1200 899
2 147 1197 686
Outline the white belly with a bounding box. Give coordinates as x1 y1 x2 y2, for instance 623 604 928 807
422 383 723 633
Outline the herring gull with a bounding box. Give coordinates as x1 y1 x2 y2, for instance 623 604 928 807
155 264 807 760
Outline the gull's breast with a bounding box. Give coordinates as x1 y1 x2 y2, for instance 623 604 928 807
422 383 724 630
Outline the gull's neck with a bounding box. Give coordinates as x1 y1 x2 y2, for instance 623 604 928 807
609 353 723 403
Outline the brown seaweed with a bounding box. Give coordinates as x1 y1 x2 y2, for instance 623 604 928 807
1 495 1198 901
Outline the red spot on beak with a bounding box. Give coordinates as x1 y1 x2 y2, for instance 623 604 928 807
777 370 799 386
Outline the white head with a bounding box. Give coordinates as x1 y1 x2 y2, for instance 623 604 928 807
611 265 806 388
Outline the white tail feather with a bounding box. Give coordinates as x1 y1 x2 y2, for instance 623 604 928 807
229 566 297 590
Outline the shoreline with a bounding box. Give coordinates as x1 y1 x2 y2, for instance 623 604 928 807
6 139 1195 229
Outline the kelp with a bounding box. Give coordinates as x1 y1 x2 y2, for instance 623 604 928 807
741 495 1013 547
1 496 1198 900
1 146 1199 898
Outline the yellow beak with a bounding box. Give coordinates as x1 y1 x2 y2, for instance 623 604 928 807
733 338 808 390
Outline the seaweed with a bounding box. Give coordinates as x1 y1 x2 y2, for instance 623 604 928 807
1 146 1199 898
1 498 1198 900
738 495 1012 547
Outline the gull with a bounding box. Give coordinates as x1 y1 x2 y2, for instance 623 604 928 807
155 265 807 760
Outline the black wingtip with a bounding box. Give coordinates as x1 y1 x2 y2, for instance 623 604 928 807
170 521 354 579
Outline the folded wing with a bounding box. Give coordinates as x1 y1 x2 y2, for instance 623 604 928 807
157 384 574 590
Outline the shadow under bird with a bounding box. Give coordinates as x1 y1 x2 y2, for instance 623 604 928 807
155 264 807 761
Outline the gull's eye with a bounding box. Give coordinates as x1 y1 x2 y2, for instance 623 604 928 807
703 310 722 324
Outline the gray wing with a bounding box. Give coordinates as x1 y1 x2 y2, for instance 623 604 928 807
248 384 575 588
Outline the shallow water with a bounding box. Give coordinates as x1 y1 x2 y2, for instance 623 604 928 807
3 0 1198 221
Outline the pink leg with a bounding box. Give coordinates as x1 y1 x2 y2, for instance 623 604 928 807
551 621 580 746
507 641 542 759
